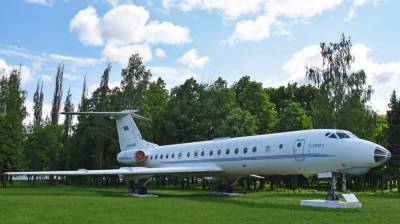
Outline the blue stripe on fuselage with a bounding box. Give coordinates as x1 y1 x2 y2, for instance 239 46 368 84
157 153 335 165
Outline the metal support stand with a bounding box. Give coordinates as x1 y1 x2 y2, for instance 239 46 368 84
341 173 347 192
325 173 339 201
127 179 149 195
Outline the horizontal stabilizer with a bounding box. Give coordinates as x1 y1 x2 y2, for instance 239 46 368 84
61 110 151 121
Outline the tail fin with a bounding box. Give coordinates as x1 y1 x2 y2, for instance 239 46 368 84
61 110 152 151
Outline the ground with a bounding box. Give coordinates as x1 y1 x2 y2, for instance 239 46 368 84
0 186 399 224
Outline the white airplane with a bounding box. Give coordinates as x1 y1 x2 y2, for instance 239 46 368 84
5 110 391 199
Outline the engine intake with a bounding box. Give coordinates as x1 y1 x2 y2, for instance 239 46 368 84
134 150 145 162
117 149 146 164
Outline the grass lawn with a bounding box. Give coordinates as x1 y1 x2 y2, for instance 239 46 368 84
0 185 399 224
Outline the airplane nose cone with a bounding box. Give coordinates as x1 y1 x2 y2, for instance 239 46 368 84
374 147 391 165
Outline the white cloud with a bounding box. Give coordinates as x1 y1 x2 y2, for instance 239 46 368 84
102 4 150 44
149 66 196 87
228 15 276 44
64 74 81 81
283 43 400 113
178 49 209 69
25 0 54 7
0 58 32 85
0 47 101 68
102 43 152 65
70 7 103 46
347 0 381 20
155 48 166 59
0 58 10 76
166 0 379 43
70 4 190 64
48 53 100 66
282 45 321 84
144 21 190 45
163 0 265 19
41 74 52 82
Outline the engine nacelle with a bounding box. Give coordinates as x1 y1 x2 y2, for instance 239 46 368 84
117 149 146 165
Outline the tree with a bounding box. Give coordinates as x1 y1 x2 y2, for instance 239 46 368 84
336 94 376 140
386 90 400 191
306 34 374 131
51 64 64 125
236 80 277 133
142 77 169 143
33 80 44 127
267 83 317 114
276 102 313 132
63 88 74 170
24 126 49 171
218 108 257 137
120 54 151 110
199 78 237 138
0 68 26 171
48 64 64 177
163 78 207 143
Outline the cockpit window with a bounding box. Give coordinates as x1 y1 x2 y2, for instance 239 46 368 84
336 132 350 139
329 133 338 139
347 132 358 138
325 132 331 136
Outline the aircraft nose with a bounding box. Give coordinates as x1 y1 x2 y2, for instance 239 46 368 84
374 146 391 165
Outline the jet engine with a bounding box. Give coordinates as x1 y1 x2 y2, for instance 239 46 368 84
117 149 146 165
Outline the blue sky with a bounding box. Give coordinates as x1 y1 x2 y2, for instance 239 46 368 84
1 0 399 124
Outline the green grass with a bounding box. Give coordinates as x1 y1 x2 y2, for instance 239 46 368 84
0 185 399 224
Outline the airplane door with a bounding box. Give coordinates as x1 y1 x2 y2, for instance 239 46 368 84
293 140 305 161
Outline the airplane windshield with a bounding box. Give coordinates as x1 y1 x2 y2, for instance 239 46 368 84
328 133 338 139
336 132 350 139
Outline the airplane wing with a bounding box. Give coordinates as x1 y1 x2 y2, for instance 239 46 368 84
5 165 223 177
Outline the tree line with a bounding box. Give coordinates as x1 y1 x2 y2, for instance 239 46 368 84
0 34 399 191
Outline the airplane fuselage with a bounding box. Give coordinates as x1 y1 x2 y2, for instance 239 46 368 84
117 129 391 176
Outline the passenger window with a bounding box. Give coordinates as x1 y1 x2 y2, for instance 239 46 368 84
209 150 213 156
265 145 271 152
166 154 169 159
217 149 221 155
194 151 198 157
187 152 190 157
150 155 153 160
178 152 182 158
252 147 257 153
160 154 163 159
234 148 239 154
226 149 230 155
243 147 248 154
172 153 175 159
279 144 283 149
201 151 205 156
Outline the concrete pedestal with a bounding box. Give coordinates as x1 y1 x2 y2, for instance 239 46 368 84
126 193 158 198
300 194 362 208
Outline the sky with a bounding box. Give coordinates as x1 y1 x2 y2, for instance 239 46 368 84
1 0 400 124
